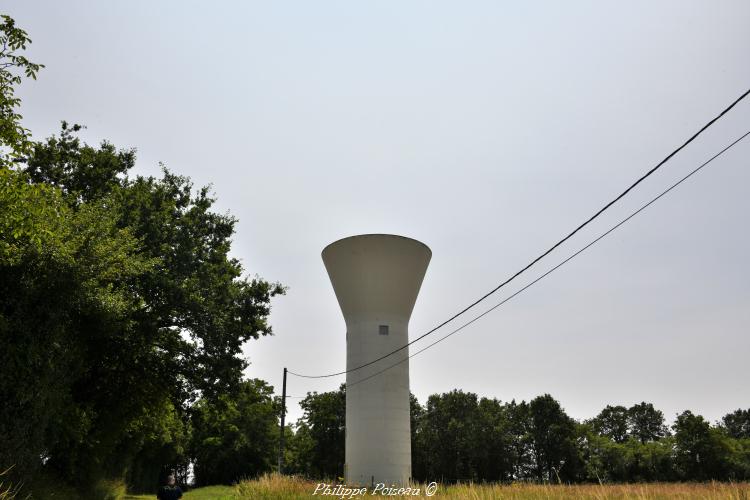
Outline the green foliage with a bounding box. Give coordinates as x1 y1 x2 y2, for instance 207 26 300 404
0 15 285 484
528 394 582 482
25 121 134 203
417 390 483 482
409 393 426 481
279 386 349 479
293 385 346 479
672 410 734 480
125 398 190 493
578 426 676 483
0 165 64 260
588 405 629 444
191 379 278 486
0 167 155 482
627 402 669 444
286 386 750 484
721 408 750 439
0 15 44 167
3 120 284 493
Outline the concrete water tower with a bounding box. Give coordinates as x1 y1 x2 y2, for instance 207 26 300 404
322 234 431 487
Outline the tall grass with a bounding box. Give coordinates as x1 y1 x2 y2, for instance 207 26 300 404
15 473 124 500
89 479 127 500
7 473 750 499
235 473 315 499
234 475 750 499
0 466 21 500
438 481 750 499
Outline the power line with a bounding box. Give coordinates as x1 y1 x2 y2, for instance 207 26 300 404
288 87 750 379
344 129 750 390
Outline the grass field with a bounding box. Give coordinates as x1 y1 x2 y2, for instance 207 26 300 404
124 485 236 500
230 474 750 499
10 475 750 499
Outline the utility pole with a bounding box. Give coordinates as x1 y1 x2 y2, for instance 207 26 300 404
278 367 287 474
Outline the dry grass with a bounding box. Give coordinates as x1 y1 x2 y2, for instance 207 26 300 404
437 481 750 499
6 474 749 499
0 466 22 500
234 475 750 499
235 473 315 499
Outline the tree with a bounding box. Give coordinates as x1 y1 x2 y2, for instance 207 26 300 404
627 402 668 444
673 410 731 480
25 121 133 202
296 385 346 479
410 394 426 481
282 421 312 476
721 409 750 440
505 400 534 480
577 425 628 483
0 167 155 483
125 398 191 492
528 394 581 482
191 379 278 486
2 123 284 491
0 15 43 166
25 125 286 399
418 390 482 482
589 405 629 443
475 397 514 482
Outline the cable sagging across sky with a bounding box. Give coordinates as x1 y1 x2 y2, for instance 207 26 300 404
343 129 750 390
288 87 750 379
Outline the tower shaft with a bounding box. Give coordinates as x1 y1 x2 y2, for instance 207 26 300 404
322 234 431 486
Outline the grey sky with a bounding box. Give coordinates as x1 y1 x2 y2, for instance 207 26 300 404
8 1 750 426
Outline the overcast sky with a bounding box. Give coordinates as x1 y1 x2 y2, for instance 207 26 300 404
8 1 750 426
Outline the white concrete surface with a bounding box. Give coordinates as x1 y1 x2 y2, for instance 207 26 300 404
322 234 431 487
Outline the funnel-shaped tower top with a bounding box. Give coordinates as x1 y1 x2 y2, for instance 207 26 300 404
322 234 431 321
322 233 431 486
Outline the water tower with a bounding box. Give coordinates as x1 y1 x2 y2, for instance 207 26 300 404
322 234 431 487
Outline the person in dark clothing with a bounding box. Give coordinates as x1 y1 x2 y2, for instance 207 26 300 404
156 474 183 500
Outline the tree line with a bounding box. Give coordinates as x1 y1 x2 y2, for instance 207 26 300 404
283 386 750 484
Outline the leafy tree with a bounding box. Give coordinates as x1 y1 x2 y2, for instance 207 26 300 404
621 436 676 482
577 425 627 482
0 14 44 166
296 385 346 479
410 394 426 482
589 405 629 443
673 410 733 480
418 390 481 482
0 167 154 482
25 121 133 202
191 379 278 486
25 124 286 399
721 409 750 440
2 123 284 491
281 422 310 475
125 398 191 492
475 397 514 482
726 437 750 480
506 400 535 480
528 394 581 482
627 402 668 444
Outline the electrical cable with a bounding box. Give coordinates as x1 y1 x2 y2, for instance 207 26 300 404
343 130 750 389
288 88 750 379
